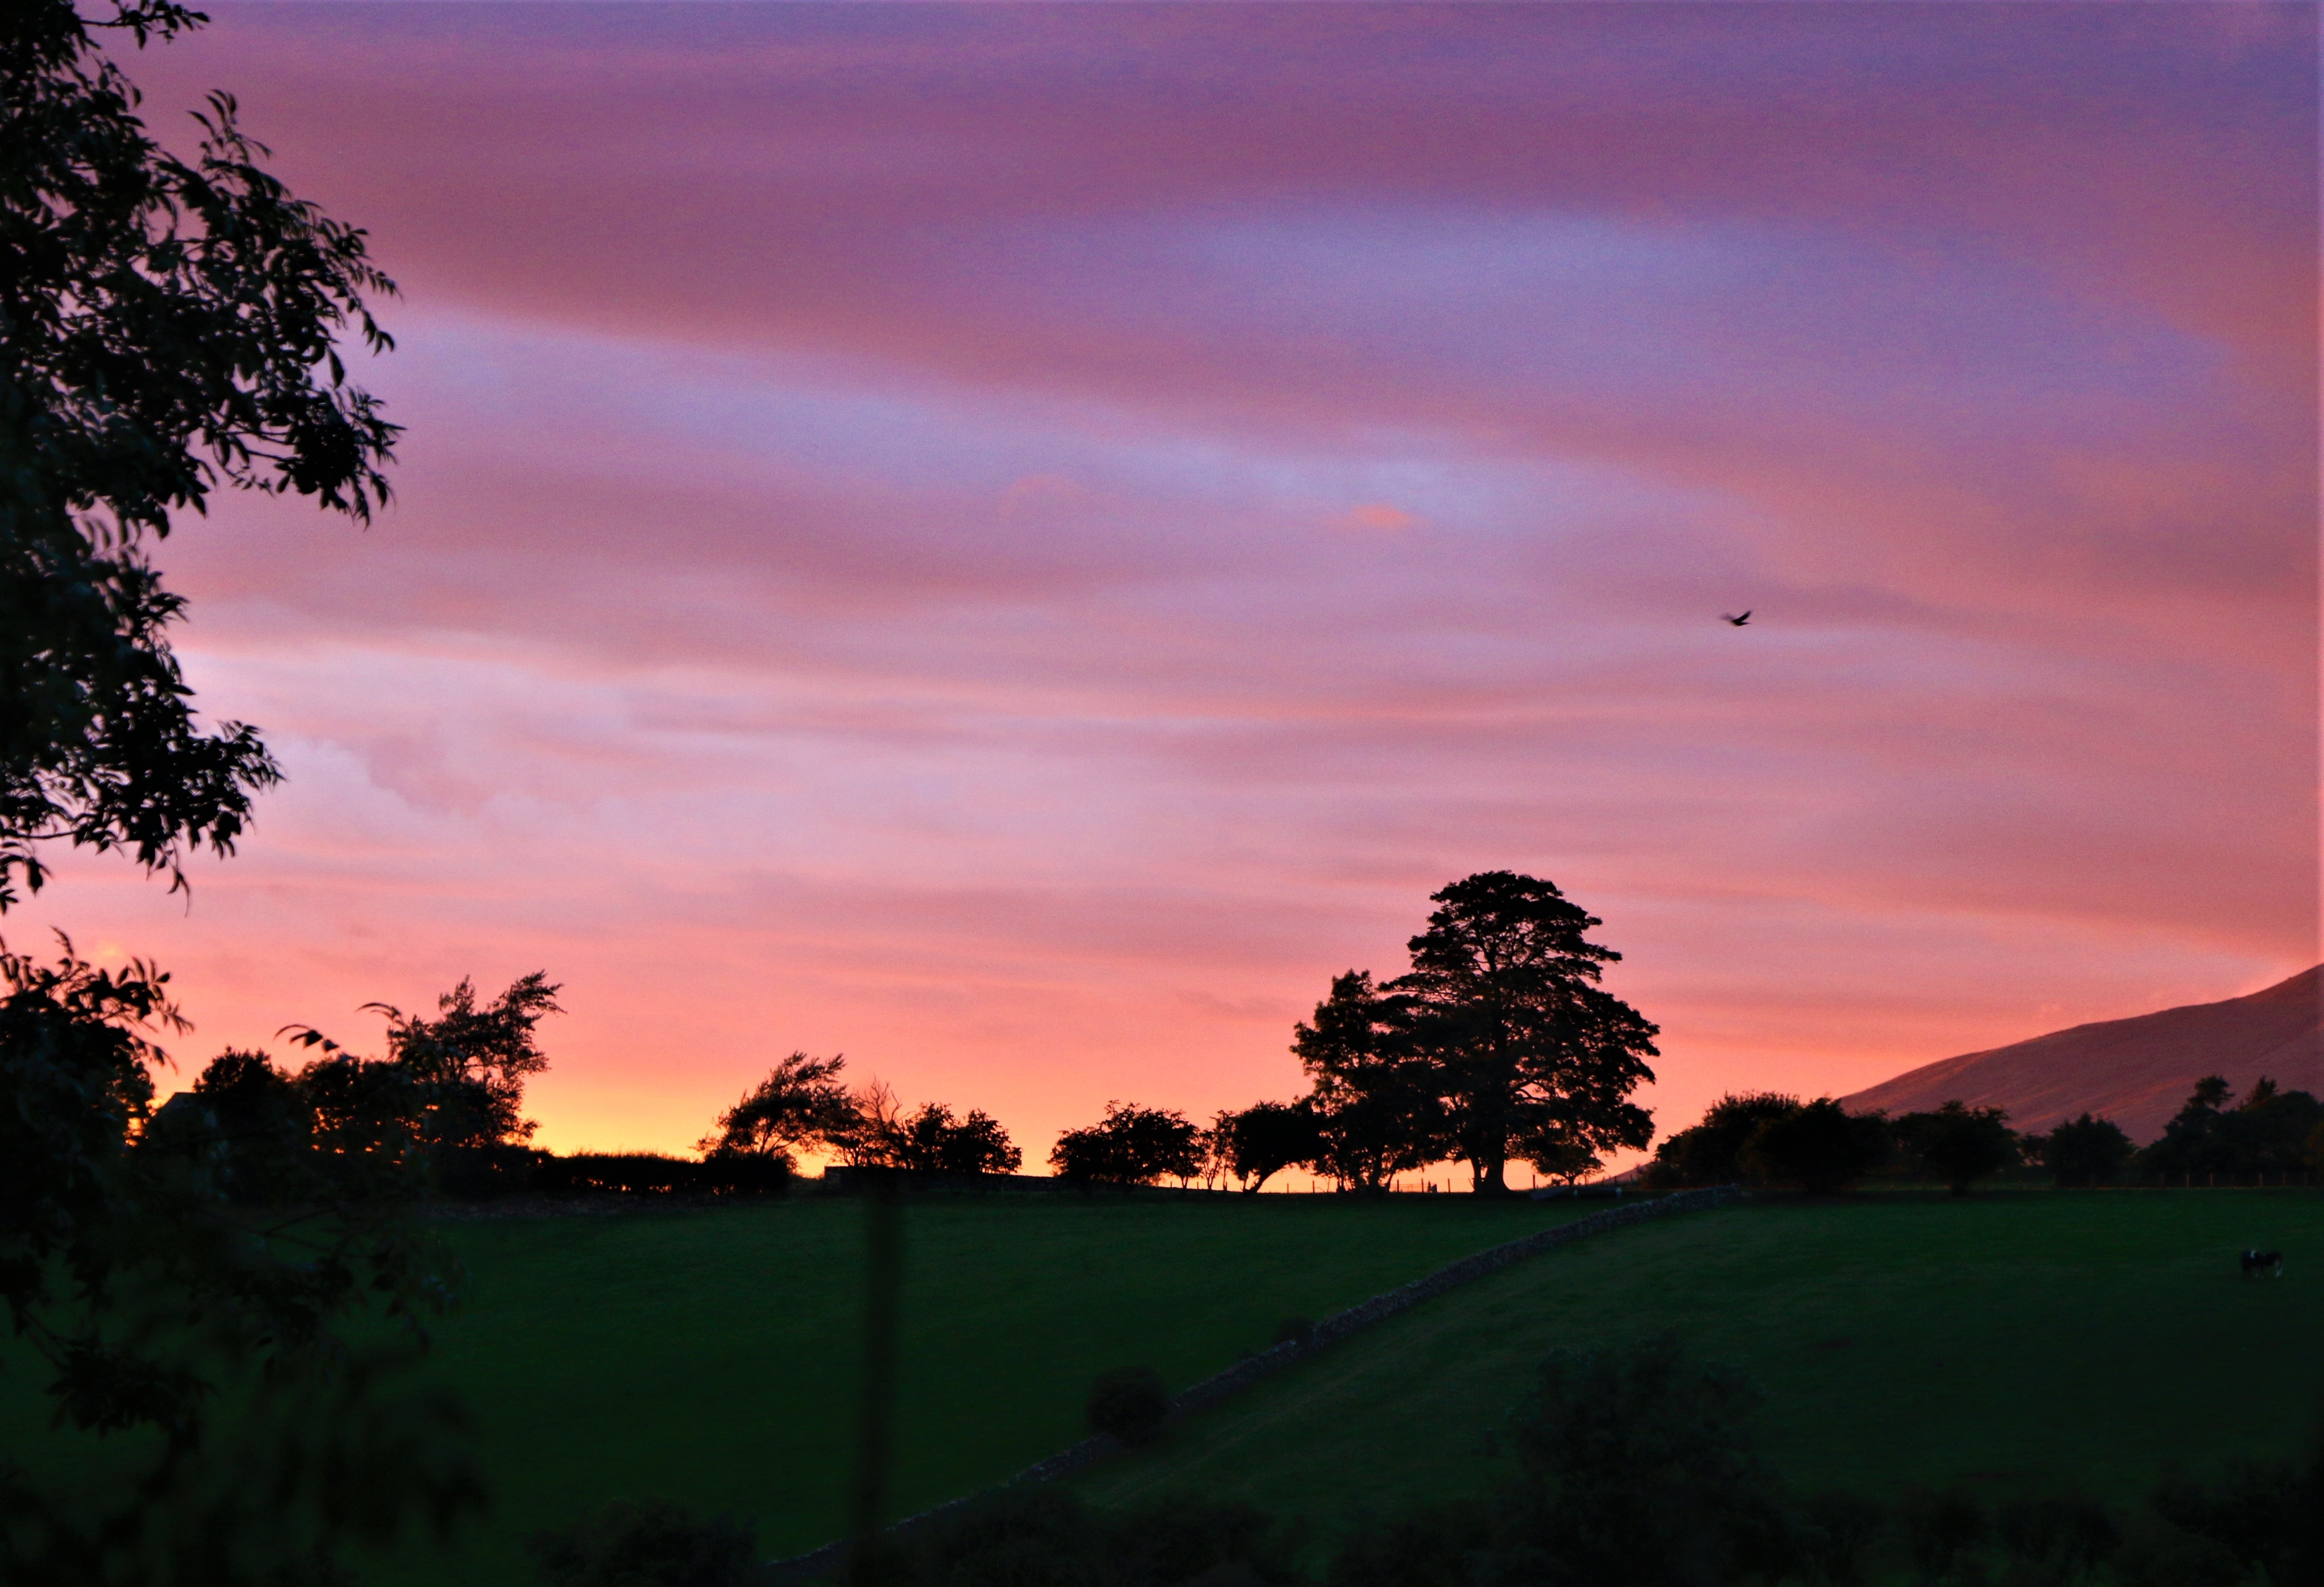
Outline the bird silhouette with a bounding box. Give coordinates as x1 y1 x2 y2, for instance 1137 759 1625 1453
1721 610 1752 626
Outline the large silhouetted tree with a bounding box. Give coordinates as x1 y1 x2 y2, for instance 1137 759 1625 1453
1390 872 1657 1193
2 0 398 911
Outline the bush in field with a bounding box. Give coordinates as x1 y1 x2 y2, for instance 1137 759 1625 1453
1736 1098 1890 1194
1085 1365 1172 1445
2044 1112 2136 1188
1050 1101 1203 1186
1211 1099 1322 1192
1495 1334 1790 1587
1645 1091 1802 1188
882 1101 1022 1175
1895 1100 2019 1195
530 1500 757 1587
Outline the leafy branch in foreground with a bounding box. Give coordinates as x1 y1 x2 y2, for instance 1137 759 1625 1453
1 0 399 907
0 937 481 1583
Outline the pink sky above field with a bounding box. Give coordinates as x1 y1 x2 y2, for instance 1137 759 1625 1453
30 3 2318 1166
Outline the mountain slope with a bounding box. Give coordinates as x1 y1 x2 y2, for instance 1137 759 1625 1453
1839 966 2322 1142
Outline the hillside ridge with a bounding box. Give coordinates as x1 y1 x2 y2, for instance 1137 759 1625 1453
1840 965 2322 1141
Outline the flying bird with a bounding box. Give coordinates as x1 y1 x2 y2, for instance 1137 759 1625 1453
1721 610 1752 626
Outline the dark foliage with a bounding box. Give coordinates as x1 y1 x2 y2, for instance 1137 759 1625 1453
1737 1098 1891 1194
1212 1099 1324 1193
533 1152 790 1197
2151 1461 2308 1582
1050 1102 1204 1186
1291 970 1443 1191
2043 1113 2136 1189
531 1499 759 1587
2137 1076 2323 1183
1 0 397 910
1086 1366 1173 1445
1792 1491 1886 1587
1894 1101 2019 1195
700 1051 856 1169
1993 1494 2120 1583
1325 1505 1485 1587
1645 1091 1802 1188
0 939 478 1584
1492 1334 1790 1587
1902 1487 1989 1576
857 1487 1303 1587
1391 872 1658 1193
364 970 561 1150
880 1103 1023 1176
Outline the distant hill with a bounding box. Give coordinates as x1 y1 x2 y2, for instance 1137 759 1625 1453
1840 966 2322 1143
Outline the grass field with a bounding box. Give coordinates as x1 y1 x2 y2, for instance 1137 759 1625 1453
1075 1190 2324 1551
7 1188 2314 1585
369 1192 1599 1583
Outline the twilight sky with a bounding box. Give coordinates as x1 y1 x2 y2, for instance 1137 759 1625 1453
35 3 2319 1164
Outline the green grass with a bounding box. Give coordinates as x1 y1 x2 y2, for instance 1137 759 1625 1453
367 1192 1599 1583
1074 1190 2324 1550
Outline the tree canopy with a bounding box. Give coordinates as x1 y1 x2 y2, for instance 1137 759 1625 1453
1050 1102 1203 1186
1 0 396 909
1392 872 1657 1192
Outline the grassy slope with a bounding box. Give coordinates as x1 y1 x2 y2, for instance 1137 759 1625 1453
1074 1191 2324 1548
372 1193 1598 1582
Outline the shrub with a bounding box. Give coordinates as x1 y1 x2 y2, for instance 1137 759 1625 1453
1645 1092 1802 1188
1994 1494 2118 1582
2044 1114 2135 1189
1086 1365 1172 1444
1050 1102 1203 1186
1903 1487 1989 1577
1737 1099 1891 1194
1896 1101 2019 1195
1326 1505 1484 1587
530 1499 758 1587
1497 1334 1791 1587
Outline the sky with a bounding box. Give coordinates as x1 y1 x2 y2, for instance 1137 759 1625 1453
33 3 2320 1167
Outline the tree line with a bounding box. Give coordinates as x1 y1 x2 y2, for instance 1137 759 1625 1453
698 871 1664 1195
1646 1075 2324 1194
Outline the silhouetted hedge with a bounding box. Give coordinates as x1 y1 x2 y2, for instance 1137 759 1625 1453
532 1152 791 1197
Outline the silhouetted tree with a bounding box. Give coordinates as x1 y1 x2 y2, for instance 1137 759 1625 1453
882 1101 1022 1175
1896 1100 2018 1195
1 0 398 913
1646 1092 1802 1188
2137 1075 2323 1182
367 971 561 1150
1211 1099 1322 1193
1049 1102 1202 1186
1292 970 1444 1190
699 1051 857 1170
2044 1113 2136 1188
1391 872 1657 1193
139 1045 312 1203
1737 1098 1890 1194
